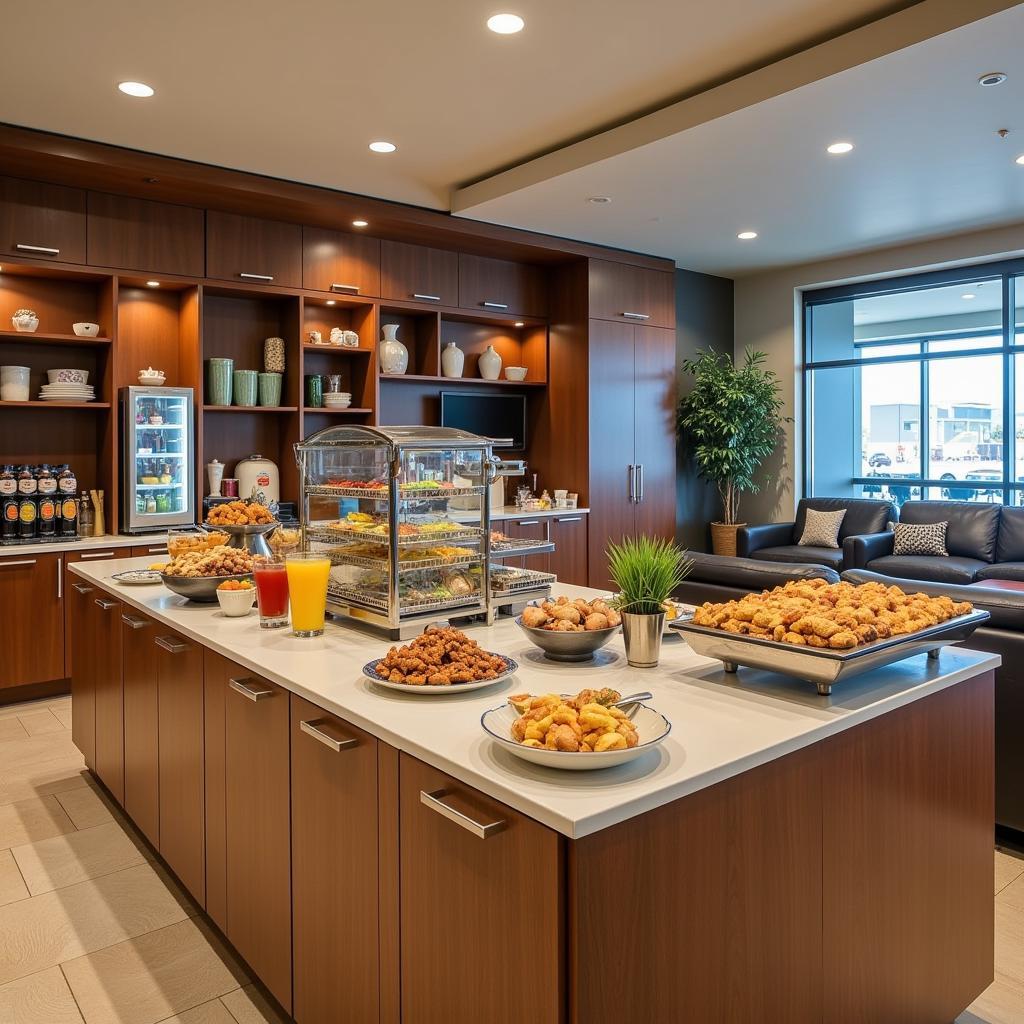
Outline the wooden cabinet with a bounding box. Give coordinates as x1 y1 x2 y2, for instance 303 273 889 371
206 210 302 288
0 176 87 264
302 225 380 297
380 240 458 306
91 593 124 803
458 254 546 317
155 628 206 904
291 695 380 1024
503 516 550 573
399 755 564 1024
64 549 122 679
69 578 96 769
131 542 169 558
87 192 204 277
588 259 674 329
549 514 588 585
122 609 160 846
0 553 64 689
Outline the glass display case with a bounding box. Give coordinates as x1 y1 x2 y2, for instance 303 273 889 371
296 425 515 637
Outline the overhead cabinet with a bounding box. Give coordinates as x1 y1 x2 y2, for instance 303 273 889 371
206 210 302 288
0 176 87 264
302 225 380 297
458 253 547 318
588 258 674 329
380 239 459 306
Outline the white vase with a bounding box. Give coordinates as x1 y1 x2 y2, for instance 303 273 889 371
379 323 409 375
441 342 464 378
478 344 502 381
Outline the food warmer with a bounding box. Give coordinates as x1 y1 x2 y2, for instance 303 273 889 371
295 425 552 637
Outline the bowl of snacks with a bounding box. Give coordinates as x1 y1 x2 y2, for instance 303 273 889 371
267 525 300 555
160 544 255 602
516 595 622 661
167 528 228 559
204 500 280 557
481 688 671 770
216 578 256 616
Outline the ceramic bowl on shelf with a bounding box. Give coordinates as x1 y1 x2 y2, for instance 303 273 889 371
47 368 89 385
11 311 39 333
72 323 100 337
216 584 256 617
138 366 166 386
505 366 528 382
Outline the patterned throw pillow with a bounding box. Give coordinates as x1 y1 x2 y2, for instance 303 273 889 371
892 521 948 557
798 507 846 548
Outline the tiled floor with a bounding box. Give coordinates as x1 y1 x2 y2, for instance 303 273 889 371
0 693 1022 1023
0 695 285 1024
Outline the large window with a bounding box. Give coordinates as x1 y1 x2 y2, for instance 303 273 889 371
804 264 1024 507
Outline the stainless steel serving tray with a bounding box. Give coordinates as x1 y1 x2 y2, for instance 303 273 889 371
670 610 990 694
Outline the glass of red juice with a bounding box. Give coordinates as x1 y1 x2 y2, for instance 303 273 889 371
253 556 290 629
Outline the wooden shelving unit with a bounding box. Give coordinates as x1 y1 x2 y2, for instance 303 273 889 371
379 375 545 387
0 400 111 409
202 405 299 413
0 329 111 346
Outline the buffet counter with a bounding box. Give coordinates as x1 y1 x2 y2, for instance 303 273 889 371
68 556 999 1024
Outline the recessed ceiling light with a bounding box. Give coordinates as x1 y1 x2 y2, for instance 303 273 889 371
487 13 525 33
978 72 1007 87
326 299 336 306
1016 154 1024 165
962 293 976 300
146 280 160 288
514 321 525 327
369 141 396 153
588 196 612 204
118 81 154 98
826 141 854 155
737 231 758 240
352 219 368 228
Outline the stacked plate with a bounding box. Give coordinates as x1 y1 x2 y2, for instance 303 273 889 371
323 391 352 409
38 382 96 403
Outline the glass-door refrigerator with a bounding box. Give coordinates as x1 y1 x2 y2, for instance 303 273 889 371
120 387 196 533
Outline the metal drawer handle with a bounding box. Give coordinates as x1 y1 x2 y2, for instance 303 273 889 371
0 558 37 567
95 598 118 610
155 635 188 654
516 520 539 526
420 789 506 839
147 546 168 554
229 677 275 701
331 282 359 292
555 516 583 523
300 718 358 751
482 301 509 310
81 551 115 559
15 243 60 255
622 311 650 320
412 293 440 302
57 556 62 599
122 614 148 629
71 582 94 593
239 272 274 282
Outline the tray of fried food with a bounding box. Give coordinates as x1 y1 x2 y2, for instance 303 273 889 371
206 500 276 527
363 626 517 693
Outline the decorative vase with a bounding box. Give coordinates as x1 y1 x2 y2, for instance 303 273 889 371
379 324 409 375
258 372 282 407
441 342 465 378
304 374 323 408
206 358 234 405
233 369 258 407
621 610 666 668
478 344 502 380
264 337 286 373
710 522 745 557
11 310 39 333
206 459 225 497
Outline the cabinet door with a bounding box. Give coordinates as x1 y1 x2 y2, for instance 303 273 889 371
156 630 206 904
131 542 169 559
589 259 674 329
64 549 122 679
548 514 588 586
302 225 380 297
87 192 204 276
69 579 96 769
206 210 302 287
633 325 677 541
400 755 564 1024
92 594 124 804
379 240 458 306
292 695 380 1024
122 610 160 846
587 320 637 588
504 517 550 573
458 254 547 317
223 668 292 1011
0 553 64 688
0 176 87 264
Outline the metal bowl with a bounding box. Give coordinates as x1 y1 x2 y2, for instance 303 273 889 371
515 607 621 662
202 521 279 558
160 572 253 603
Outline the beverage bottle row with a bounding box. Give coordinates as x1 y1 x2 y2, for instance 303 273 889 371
0 464 80 542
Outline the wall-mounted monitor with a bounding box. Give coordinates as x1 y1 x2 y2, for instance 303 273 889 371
440 391 527 450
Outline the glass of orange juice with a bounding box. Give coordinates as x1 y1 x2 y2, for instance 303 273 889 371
285 553 331 637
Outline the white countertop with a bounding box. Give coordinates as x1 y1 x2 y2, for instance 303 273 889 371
490 506 589 520
71 557 999 839
0 534 156 558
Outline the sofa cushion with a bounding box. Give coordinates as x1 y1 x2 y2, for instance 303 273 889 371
892 521 948 557
684 551 840 590
977 562 1024 583
797 507 845 548
751 544 844 571
897 500 999 561
865 554 987 585
795 497 896 541
996 507 1024 563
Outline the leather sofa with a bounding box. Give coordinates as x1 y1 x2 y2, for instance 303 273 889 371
676 551 840 606
737 497 897 572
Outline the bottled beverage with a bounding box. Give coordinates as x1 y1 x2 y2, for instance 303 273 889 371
0 465 17 542
59 496 78 536
57 464 77 496
17 493 37 539
36 464 57 495
37 492 56 537
17 465 37 497
78 491 95 538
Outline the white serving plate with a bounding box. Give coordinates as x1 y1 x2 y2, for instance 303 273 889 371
481 701 672 770
363 655 517 695
111 569 162 585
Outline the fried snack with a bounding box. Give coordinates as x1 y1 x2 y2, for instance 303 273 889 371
520 595 621 633
268 526 300 553
691 580 972 649
506 689 638 753
206 500 275 526
167 531 228 557
373 627 507 686
163 545 254 578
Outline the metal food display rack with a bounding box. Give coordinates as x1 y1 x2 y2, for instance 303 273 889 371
295 425 551 638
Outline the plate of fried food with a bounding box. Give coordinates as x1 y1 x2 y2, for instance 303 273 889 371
205 500 278 529
517 595 621 661
481 687 671 770
365 626 517 693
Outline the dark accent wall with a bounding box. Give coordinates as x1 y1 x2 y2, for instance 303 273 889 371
675 268 734 552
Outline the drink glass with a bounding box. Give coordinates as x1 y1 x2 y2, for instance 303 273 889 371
253 555 290 629
285 553 331 637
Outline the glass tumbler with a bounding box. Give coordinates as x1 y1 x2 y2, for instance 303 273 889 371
253 555 290 629
285 553 331 637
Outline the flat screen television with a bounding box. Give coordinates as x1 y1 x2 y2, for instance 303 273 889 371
440 391 526 450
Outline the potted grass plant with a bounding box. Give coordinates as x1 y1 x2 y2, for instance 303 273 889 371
608 536 692 668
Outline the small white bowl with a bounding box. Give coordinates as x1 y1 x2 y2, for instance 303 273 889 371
504 366 528 381
47 369 89 385
216 585 256 617
138 373 166 386
72 323 100 337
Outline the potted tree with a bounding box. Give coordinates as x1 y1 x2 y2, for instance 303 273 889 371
608 536 692 668
677 349 788 556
